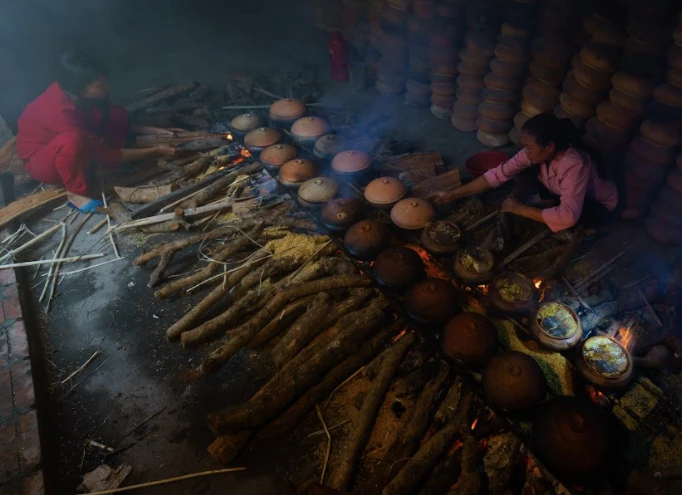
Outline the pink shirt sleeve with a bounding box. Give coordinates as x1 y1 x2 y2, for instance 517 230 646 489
483 149 532 188
541 157 589 232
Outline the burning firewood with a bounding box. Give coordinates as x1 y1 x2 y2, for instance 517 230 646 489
434 378 463 425
418 445 463 495
258 321 402 439
381 387 474 495
327 332 417 491
205 299 386 433
449 436 482 495
483 432 521 495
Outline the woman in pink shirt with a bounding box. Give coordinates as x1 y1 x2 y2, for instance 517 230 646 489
436 114 619 232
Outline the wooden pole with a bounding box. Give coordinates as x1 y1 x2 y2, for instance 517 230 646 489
0 223 63 264
500 230 549 268
112 200 238 232
0 253 104 269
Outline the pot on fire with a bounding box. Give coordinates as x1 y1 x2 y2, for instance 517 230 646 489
230 112 263 136
482 351 547 411
244 127 282 154
390 197 435 230
320 197 365 232
331 150 372 179
278 159 319 189
488 272 538 315
404 278 459 324
364 177 407 209
297 177 338 209
453 246 495 284
259 143 298 172
269 98 307 127
441 312 498 365
343 220 389 260
373 247 424 289
576 336 634 390
291 116 329 146
420 221 462 255
314 134 346 161
530 301 583 351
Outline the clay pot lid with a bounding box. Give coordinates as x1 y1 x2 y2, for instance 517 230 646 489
374 247 424 288
279 159 319 184
259 143 297 167
581 336 630 378
314 134 346 156
332 150 371 173
321 197 364 229
231 112 263 131
492 272 535 303
536 302 580 339
291 116 329 138
404 279 459 324
365 177 407 205
390 198 435 230
482 351 547 411
244 127 282 148
442 312 498 364
343 220 389 256
534 397 609 480
297 177 339 204
269 98 307 119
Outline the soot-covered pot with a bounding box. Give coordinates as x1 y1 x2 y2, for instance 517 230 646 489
374 247 424 289
259 143 298 172
530 301 583 351
314 134 346 161
331 150 372 179
343 220 389 260
244 127 282 154
320 197 365 232
420 221 462 255
297 177 339 209
534 397 610 481
488 271 538 315
404 278 459 324
230 112 263 136
291 116 329 146
390 197 436 230
441 312 498 365
453 246 495 284
482 351 547 411
269 98 307 127
278 159 319 189
576 336 634 389
364 177 407 209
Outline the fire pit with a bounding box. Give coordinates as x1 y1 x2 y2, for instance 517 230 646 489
577 335 634 389
530 301 582 350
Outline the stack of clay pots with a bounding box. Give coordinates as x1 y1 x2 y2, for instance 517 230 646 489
511 0 575 144
428 1 464 119
376 28 409 95
646 153 682 244
404 0 433 106
477 1 541 148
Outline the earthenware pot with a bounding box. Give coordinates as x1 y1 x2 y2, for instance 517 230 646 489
244 127 282 154
259 143 298 172
297 177 338 209
530 301 583 351
269 98 307 127
482 351 547 411
374 247 424 288
576 336 634 390
291 116 329 146
331 150 372 179
320 197 365 232
343 220 389 260
488 271 538 315
390 197 435 230
453 246 495 284
404 278 459 324
441 312 498 365
420 221 462 255
230 112 263 136
278 159 319 189
314 134 346 161
364 177 407 209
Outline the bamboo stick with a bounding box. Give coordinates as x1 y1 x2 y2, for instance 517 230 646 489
101 193 120 259
39 224 67 302
573 246 634 290
500 229 550 267
464 210 499 232
111 200 236 232
1 253 105 269
0 223 63 264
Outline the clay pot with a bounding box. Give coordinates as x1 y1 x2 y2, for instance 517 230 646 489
522 82 560 114
297 177 339 208
483 351 547 411
611 72 654 100
442 312 498 365
576 336 634 390
390 197 435 230
608 89 646 115
530 301 583 351
478 101 515 120
585 118 629 148
595 101 636 131
640 119 682 147
465 32 495 57
494 37 529 64
431 94 456 109
454 246 495 284
530 37 571 68
278 159 319 188
459 48 490 66
430 82 457 96
431 105 454 120
244 127 282 153
529 61 566 86
484 73 521 92
314 134 346 161
376 80 405 96
481 87 516 104
406 79 430 97
534 397 610 481
374 247 424 288
477 129 510 147
476 116 513 135
269 98 307 126
320 197 365 232
405 279 459 324
508 126 522 145
364 177 407 209
230 112 263 135
456 89 483 107
453 102 479 120
573 61 612 91
559 92 596 119
554 104 586 132
259 143 298 171
628 20 669 46
488 271 538 315
420 221 462 254
513 111 534 130
653 84 682 108
580 43 619 75
331 150 372 178
629 136 675 165
591 25 627 48
563 71 605 105
451 114 478 132
291 117 329 146
457 75 485 92
343 220 389 259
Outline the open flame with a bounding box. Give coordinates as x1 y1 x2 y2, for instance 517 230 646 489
533 278 542 289
470 417 479 431
226 132 234 141
586 385 610 407
405 244 450 280
616 324 635 353
391 328 408 343
477 284 489 295
241 148 252 158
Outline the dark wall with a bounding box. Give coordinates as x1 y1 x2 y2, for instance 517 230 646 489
0 0 326 126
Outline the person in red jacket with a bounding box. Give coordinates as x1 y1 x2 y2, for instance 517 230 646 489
17 51 179 212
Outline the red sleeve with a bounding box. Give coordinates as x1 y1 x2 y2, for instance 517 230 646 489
54 107 122 164
482 149 533 188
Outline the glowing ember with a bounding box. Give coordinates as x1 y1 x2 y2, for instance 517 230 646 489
477 284 489 295
533 278 542 289
226 132 234 140
470 417 479 431
391 328 408 343
587 385 610 407
405 244 450 280
240 148 252 158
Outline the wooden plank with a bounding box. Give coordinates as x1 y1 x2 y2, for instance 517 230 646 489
0 188 67 227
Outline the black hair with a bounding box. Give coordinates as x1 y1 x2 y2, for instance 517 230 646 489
54 51 109 95
521 113 608 178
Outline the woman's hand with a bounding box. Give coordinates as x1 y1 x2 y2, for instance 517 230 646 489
155 145 179 158
501 197 523 214
431 190 458 205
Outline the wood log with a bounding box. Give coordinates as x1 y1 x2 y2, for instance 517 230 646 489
412 170 462 200
418 446 463 495
247 295 317 349
205 300 386 433
135 132 215 148
434 378 463 425
390 364 436 398
127 83 197 112
0 188 66 228
207 431 254 465
271 288 373 368
180 163 260 209
327 333 417 492
113 185 176 203
483 432 521 495
447 436 482 495
379 361 451 481
175 137 228 152
381 388 474 495
154 225 263 299
270 292 333 367
258 321 402 439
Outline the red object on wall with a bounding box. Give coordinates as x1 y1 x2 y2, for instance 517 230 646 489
329 32 349 82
